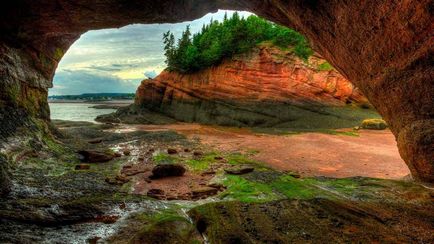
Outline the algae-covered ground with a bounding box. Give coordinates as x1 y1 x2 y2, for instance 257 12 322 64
0 120 432 243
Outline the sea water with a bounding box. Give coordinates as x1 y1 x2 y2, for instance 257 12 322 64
49 103 116 122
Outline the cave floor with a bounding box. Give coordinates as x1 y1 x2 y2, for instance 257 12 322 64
0 121 432 243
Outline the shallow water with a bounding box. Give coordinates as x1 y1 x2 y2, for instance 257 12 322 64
49 103 116 122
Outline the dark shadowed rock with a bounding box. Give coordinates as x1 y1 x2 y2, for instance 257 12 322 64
225 165 255 175
78 150 115 163
75 164 90 170
150 164 186 179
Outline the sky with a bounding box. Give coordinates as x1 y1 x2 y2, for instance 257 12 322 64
50 10 252 95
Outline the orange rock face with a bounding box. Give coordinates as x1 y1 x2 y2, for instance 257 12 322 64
134 45 371 128
137 45 366 107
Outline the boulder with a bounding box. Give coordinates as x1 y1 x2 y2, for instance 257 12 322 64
78 150 115 163
361 119 388 130
150 164 186 179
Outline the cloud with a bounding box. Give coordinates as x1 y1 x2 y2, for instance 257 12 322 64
51 10 253 95
50 70 140 95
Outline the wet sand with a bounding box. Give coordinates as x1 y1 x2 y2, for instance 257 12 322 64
113 123 410 180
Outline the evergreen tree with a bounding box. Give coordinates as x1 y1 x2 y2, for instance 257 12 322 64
162 13 312 73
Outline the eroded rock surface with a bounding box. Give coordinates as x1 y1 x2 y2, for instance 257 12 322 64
115 44 372 128
0 0 432 187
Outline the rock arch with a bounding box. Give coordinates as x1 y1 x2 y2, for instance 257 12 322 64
0 0 432 184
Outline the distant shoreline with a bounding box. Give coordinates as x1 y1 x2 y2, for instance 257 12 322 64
49 99 134 109
48 99 134 104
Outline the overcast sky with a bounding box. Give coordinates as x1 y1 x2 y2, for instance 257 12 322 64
50 10 252 95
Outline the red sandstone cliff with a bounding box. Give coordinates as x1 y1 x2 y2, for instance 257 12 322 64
136 44 367 108
114 43 375 128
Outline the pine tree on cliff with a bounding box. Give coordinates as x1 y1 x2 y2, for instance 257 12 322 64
162 13 313 73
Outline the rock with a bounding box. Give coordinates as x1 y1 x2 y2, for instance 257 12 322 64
147 188 165 199
87 138 103 144
361 119 388 130
191 186 219 198
88 237 101 244
225 165 255 175
184 148 191 152
150 164 186 179
77 150 115 163
75 164 90 170
123 149 131 156
207 182 226 190
105 175 129 185
193 151 203 156
133 45 369 129
167 148 178 154
0 156 11 196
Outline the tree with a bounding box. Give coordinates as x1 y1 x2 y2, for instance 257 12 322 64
162 13 312 73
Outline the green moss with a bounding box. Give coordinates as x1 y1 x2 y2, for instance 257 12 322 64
317 61 334 71
220 175 279 202
226 153 256 165
53 48 64 60
184 153 218 172
152 153 178 164
271 175 323 199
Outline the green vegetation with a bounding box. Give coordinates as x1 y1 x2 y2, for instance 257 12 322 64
152 153 177 164
185 153 218 172
317 61 334 71
163 12 313 73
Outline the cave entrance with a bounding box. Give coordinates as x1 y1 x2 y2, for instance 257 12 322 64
48 10 410 185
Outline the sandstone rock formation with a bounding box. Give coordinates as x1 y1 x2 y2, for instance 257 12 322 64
124 44 373 128
0 0 432 187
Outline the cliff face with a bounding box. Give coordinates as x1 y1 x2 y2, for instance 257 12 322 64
131 45 372 128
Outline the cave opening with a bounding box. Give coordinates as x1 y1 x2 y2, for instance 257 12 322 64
1 1 433 242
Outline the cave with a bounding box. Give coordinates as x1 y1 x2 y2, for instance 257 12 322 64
0 0 432 191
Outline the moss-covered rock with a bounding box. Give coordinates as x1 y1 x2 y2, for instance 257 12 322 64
361 119 388 130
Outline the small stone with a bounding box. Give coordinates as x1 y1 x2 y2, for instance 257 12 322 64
88 237 101 244
167 148 178 154
201 170 216 175
147 188 165 199
184 148 191 152
214 156 224 160
207 182 225 190
75 164 90 170
288 172 301 178
123 149 131 156
224 165 254 175
150 164 186 179
115 174 130 183
119 203 126 209
87 138 103 144
193 151 203 156
191 186 219 198
78 150 115 163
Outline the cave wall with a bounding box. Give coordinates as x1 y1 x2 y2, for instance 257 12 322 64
0 0 432 187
